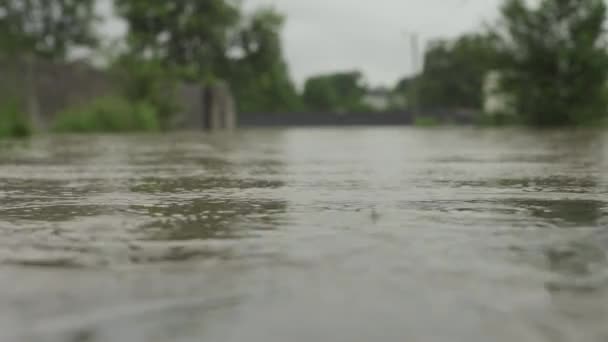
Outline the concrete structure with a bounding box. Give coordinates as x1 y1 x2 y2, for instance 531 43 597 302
0 58 115 129
204 82 236 131
362 87 407 111
0 58 237 131
172 82 236 131
363 87 392 110
483 70 514 116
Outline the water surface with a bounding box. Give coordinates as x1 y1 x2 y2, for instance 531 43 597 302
1 128 608 342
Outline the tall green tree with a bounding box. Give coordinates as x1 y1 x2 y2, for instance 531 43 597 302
115 1 300 113
228 7 301 113
497 0 608 126
114 0 240 81
413 33 497 110
302 71 370 113
0 0 97 59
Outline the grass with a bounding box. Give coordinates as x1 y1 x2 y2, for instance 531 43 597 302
475 111 522 126
413 116 442 127
53 96 161 133
0 100 32 138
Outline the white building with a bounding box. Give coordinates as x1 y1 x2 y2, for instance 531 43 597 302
483 70 514 116
362 87 407 111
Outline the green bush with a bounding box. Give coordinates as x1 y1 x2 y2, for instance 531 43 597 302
53 96 161 133
413 116 441 127
0 100 32 138
475 111 521 126
113 57 181 128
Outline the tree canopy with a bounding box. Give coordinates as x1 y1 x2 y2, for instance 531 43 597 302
0 0 97 59
413 33 497 110
114 1 300 113
496 0 608 125
226 7 301 113
302 71 371 113
114 0 240 81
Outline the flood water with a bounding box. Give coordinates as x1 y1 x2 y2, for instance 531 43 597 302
1 128 608 342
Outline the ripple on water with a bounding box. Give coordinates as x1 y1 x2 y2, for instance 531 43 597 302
1 129 608 341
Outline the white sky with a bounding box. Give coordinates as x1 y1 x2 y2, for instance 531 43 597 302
244 0 504 87
100 0 505 87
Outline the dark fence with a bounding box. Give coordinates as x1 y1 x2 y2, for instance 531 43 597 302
239 108 476 127
239 111 413 127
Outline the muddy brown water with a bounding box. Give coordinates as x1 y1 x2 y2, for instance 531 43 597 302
1 128 608 342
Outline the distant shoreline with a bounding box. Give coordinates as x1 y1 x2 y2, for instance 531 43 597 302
238 110 476 127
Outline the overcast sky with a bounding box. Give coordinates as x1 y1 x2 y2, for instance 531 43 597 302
243 0 505 87
100 0 505 87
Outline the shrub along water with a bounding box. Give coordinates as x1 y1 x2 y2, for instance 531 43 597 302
0 100 32 138
413 116 441 127
53 96 161 133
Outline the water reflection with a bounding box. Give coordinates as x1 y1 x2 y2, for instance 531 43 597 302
133 197 286 241
2 129 608 341
507 198 606 227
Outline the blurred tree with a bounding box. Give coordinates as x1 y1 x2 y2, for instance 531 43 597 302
302 71 371 113
112 55 179 127
413 34 498 110
0 0 97 127
114 0 239 81
496 0 608 126
393 77 412 95
115 1 300 113
227 7 301 113
0 0 97 59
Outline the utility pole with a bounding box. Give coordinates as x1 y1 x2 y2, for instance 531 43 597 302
410 33 420 119
403 31 423 120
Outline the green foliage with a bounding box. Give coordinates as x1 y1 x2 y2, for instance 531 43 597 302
413 116 441 127
413 34 498 110
393 77 412 97
230 61 302 113
475 112 521 126
496 0 608 126
115 2 301 114
0 0 97 60
385 78 412 110
0 100 31 138
115 0 239 81
113 56 180 127
302 71 371 113
53 96 160 133
227 7 302 113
